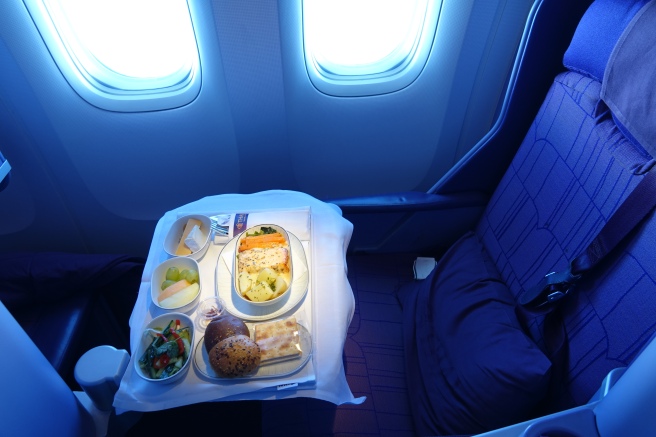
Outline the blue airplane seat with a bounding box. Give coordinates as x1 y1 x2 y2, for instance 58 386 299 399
0 252 145 390
0 300 139 436
397 0 656 435
0 300 96 436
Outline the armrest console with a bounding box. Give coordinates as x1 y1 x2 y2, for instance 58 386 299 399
324 191 489 253
326 191 489 213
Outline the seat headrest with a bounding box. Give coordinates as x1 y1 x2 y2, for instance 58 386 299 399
601 0 656 157
563 0 650 82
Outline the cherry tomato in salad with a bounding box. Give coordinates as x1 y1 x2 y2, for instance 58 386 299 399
152 353 170 370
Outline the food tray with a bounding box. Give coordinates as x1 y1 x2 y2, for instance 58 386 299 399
193 323 312 380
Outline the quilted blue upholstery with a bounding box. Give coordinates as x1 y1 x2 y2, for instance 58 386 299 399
476 68 656 412
476 0 656 412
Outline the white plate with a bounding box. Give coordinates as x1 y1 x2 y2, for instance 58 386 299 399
194 323 312 380
215 232 309 321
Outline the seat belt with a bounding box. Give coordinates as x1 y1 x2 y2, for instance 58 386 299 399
519 168 656 312
516 169 656 415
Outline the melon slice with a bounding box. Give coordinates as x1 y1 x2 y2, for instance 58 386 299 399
159 282 200 309
158 279 191 303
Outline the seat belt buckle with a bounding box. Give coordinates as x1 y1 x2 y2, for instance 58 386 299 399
519 267 581 312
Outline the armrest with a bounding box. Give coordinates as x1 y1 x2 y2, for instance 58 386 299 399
325 191 489 253
326 191 489 213
520 408 598 437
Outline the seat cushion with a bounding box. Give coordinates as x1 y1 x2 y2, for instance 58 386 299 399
397 231 551 435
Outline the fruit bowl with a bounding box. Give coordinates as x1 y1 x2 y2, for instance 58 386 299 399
151 256 201 313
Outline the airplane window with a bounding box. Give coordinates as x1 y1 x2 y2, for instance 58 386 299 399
303 0 440 97
22 0 201 112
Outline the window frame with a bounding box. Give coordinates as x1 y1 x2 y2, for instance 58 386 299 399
302 0 442 97
22 0 201 112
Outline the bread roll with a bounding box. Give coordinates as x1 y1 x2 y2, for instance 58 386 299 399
204 314 249 352
208 334 261 378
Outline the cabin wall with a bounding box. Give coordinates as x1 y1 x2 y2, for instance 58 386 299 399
0 0 534 256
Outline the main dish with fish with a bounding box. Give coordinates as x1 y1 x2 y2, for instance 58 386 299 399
235 226 292 303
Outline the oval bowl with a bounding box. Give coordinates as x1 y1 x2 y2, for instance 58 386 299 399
163 214 212 260
135 312 194 384
151 256 201 313
233 224 293 307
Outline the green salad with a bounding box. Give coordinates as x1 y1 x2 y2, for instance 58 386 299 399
138 319 191 380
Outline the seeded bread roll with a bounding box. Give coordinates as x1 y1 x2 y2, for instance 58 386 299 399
208 334 261 378
204 314 250 352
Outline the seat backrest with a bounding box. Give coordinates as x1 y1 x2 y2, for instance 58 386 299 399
0 300 95 436
475 0 656 413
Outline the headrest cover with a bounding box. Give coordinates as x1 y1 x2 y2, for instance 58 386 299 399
563 0 650 82
602 0 656 157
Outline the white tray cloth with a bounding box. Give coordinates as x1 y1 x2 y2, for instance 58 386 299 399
113 190 364 413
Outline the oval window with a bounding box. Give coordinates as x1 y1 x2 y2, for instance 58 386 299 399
303 0 441 97
23 0 201 112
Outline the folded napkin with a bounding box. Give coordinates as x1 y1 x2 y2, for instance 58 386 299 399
198 207 311 243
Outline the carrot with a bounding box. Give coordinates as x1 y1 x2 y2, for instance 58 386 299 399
241 233 284 243
238 232 286 252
